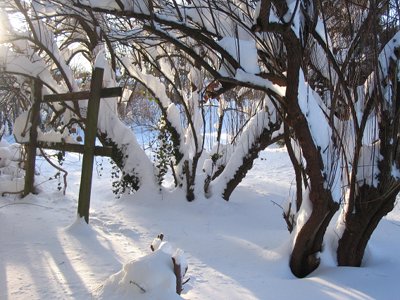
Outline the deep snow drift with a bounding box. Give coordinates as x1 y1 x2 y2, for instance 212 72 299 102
0 140 399 299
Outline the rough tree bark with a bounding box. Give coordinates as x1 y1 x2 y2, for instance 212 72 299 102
337 184 398 266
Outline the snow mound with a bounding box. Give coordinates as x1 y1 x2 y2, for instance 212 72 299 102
94 237 187 300
0 139 25 194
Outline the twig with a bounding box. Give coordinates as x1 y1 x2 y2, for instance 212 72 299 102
39 148 68 195
129 281 146 293
270 199 284 210
1 190 24 197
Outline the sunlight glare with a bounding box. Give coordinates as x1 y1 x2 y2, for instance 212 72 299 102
310 277 373 300
0 11 26 43
41 251 74 297
5 263 40 299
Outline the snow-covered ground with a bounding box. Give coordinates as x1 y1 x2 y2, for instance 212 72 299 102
0 143 399 299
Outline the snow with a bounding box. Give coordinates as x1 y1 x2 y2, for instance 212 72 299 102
298 71 330 153
1 138 399 299
96 237 188 300
209 109 272 197
0 141 25 194
80 0 150 13
12 110 31 143
356 143 382 188
31 19 77 92
0 46 64 93
95 250 181 300
297 70 342 202
234 69 286 97
97 107 156 187
183 5 231 37
79 0 121 11
12 110 77 145
94 49 107 69
378 30 400 82
218 37 260 74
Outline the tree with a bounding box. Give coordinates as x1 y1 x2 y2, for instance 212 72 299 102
329 1 400 267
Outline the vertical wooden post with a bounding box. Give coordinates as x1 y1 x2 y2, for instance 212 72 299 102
77 67 104 223
24 79 42 197
172 257 183 295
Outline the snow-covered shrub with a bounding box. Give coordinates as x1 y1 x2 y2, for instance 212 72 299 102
0 139 25 194
154 117 174 187
95 235 188 300
101 137 141 197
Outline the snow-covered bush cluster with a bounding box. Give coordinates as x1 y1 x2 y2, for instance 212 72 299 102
0 138 25 195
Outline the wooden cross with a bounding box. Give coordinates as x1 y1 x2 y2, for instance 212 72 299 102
24 67 122 223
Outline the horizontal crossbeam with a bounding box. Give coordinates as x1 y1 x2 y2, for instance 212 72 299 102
42 87 122 103
36 141 113 157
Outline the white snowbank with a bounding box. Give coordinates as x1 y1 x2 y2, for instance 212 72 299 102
95 236 187 300
95 250 182 300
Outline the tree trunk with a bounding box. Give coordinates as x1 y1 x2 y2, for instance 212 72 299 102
284 31 339 278
254 3 340 270
283 122 304 211
337 184 397 266
184 160 195 201
221 124 282 201
290 192 338 277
